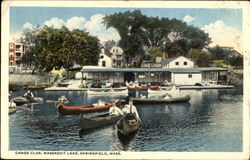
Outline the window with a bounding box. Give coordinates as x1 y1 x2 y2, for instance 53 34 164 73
102 61 106 67
100 55 104 59
184 62 187 65
188 74 192 78
175 62 179 65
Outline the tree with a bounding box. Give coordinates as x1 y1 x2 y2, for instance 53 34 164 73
208 45 225 60
148 47 163 62
228 55 243 68
104 9 211 66
21 26 100 73
20 25 41 70
187 49 211 67
104 10 147 66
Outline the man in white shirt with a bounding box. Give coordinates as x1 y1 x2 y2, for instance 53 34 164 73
122 100 140 120
109 100 123 116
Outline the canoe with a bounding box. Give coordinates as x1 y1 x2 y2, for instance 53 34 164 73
13 96 43 106
78 113 121 130
13 96 35 106
130 95 191 104
127 86 159 90
9 101 17 114
9 107 17 114
87 89 128 95
117 113 140 135
57 103 112 115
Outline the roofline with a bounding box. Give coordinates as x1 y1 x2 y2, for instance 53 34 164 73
81 67 202 73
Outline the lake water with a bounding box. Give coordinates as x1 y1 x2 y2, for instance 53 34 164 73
9 88 243 151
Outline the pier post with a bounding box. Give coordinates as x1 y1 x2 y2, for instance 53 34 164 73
81 72 83 84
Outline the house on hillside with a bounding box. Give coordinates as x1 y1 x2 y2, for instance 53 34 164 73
98 47 112 68
98 46 125 68
161 56 194 68
110 46 124 67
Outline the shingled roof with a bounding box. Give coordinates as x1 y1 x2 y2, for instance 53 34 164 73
100 46 112 57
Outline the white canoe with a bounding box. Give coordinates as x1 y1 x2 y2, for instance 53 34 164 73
87 89 128 95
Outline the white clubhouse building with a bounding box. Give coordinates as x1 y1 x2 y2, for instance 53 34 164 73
81 55 228 85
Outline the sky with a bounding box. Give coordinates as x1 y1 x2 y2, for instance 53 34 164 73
10 7 243 52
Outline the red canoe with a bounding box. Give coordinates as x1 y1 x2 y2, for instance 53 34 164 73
127 86 159 90
57 103 112 115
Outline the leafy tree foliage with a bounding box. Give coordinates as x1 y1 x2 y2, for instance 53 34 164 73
21 26 100 73
148 47 163 62
187 49 211 67
227 55 243 68
208 45 226 60
104 10 210 66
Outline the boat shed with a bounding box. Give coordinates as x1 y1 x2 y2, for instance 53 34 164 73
197 67 229 84
80 67 203 85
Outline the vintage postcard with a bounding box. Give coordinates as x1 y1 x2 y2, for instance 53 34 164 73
1 1 250 159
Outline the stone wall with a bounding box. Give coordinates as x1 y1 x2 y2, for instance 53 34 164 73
9 73 56 85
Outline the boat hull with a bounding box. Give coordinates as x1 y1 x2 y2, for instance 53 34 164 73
87 89 128 95
57 103 112 115
130 95 190 104
79 113 121 130
127 86 159 90
9 107 17 114
117 114 140 135
13 96 35 106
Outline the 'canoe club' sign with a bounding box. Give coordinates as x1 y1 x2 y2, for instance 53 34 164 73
141 63 162 68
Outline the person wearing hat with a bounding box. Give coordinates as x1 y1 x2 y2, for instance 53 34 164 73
109 99 123 116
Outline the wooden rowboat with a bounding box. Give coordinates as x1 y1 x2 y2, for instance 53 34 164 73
57 103 112 115
78 113 121 130
127 86 159 90
117 113 140 135
13 96 36 106
130 95 190 104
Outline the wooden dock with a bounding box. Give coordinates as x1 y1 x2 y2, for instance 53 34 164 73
44 85 234 91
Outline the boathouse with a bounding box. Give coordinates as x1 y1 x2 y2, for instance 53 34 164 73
80 66 228 85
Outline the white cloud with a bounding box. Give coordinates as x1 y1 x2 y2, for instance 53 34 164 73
11 14 120 43
21 22 33 30
10 31 22 43
183 15 195 23
201 20 242 53
84 14 120 42
44 17 65 29
66 16 86 31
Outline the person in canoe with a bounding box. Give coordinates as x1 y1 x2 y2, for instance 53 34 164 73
9 90 13 100
122 100 140 120
109 99 124 116
23 90 34 100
